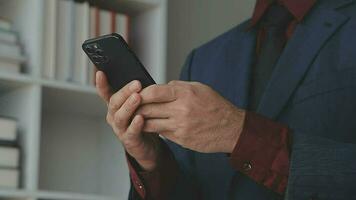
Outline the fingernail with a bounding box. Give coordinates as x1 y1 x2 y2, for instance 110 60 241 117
129 81 139 91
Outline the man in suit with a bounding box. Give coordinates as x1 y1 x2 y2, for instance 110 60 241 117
96 0 356 199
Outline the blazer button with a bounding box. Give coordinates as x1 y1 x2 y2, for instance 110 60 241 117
243 162 252 172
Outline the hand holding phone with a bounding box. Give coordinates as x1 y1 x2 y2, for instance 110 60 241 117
83 34 161 172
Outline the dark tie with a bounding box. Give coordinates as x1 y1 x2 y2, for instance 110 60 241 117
249 4 293 111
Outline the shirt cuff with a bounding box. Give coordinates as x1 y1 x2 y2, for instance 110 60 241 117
229 112 291 194
126 138 179 200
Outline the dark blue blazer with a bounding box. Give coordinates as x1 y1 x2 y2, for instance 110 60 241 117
130 0 356 199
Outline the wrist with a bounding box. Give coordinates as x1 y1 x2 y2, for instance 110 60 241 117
226 108 246 153
136 136 162 172
137 159 157 172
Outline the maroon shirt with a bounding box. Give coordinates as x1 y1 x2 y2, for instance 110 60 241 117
127 0 316 199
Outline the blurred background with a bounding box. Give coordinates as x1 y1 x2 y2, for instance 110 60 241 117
0 0 253 200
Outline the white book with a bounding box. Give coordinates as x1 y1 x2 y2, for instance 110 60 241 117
72 1 90 85
89 7 98 38
55 0 74 82
0 168 19 189
42 0 57 79
88 7 99 86
116 13 129 43
99 9 112 35
0 118 17 141
0 58 22 74
0 18 12 31
0 30 17 44
0 146 19 168
0 42 22 59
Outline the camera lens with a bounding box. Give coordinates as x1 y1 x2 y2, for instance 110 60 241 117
85 46 95 53
95 49 104 56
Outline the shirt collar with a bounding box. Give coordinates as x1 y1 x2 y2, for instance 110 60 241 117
249 0 317 28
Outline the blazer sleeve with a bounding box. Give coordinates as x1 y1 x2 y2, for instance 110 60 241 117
286 133 356 200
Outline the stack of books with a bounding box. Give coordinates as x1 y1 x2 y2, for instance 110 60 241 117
0 17 26 74
42 0 130 86
0 117 20 189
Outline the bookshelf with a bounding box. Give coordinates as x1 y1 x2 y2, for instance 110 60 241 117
0 0 167 199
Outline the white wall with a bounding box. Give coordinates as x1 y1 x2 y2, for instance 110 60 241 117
166 0 255 80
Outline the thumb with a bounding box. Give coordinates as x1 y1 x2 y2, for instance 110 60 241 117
96 71 113 103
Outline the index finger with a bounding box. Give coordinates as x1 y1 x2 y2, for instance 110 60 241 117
140 84 177 104
108 80 142 116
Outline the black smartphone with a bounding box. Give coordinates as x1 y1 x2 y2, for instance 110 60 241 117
82 33 155 92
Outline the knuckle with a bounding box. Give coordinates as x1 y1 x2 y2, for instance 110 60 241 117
186 85 196 95
108 96 119 109
168 80 178 85
140 107 151 117
106 114 113 124
150 86 160 96
170 86 177 99
146 122 157 132
114 112 124 127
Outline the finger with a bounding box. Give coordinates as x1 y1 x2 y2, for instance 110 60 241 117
125 115 144 140
143 118 173 133
140 85 176 104
113 93 141 133
136 103 172 119
108 80 142 117
96 71 113 103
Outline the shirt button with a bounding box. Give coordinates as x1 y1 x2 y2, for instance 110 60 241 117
243 162 252 172
135 180 143 189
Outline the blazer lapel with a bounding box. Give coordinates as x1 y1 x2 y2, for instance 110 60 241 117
257 5 350 119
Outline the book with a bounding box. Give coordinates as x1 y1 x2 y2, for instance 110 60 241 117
0 57 23 74
99 9 112 35
0 117 17 141
42 0 57 79
55 0 74 82
115 13 130 43
0 17 11 31
72 1 90 85
0 146 19 168
88 7 100 86
89 7 99 38
0 42 22 59
0 30 17 44
0 168 19 188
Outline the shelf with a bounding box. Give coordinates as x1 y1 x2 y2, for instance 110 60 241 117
40 79 97 95
37 190 118 200
0 73 35 92
0 189 32 198
0 72 98 95
0 189 122 200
